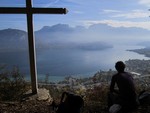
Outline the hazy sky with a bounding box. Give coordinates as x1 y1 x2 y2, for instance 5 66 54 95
0 0 150 31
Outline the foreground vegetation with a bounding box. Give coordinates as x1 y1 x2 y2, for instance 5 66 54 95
0 66 29 101
1 82 149 113
0 63 150 113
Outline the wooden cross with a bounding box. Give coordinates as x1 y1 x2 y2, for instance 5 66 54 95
0 0 68 94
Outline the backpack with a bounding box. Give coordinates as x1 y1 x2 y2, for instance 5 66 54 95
138 90 150 105
53 92 84 113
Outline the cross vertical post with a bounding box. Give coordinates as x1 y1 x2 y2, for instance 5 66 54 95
26 0 37 94
0 0 68 94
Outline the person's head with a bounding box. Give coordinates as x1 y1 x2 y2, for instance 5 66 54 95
115 61 125 72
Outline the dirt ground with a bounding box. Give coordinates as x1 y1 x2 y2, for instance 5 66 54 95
0 100 52 113
0 100 150 113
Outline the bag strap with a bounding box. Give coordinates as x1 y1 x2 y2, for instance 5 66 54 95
60 92 69 103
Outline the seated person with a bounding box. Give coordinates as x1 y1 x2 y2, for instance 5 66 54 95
108 61 139 113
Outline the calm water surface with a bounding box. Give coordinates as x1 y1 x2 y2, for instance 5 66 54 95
0 45 149 82
36 45 149 82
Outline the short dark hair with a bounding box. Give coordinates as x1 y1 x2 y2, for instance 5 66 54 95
115 61 125 72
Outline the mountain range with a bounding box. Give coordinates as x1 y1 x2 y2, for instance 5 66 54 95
0 23 150 51
0 28 27 50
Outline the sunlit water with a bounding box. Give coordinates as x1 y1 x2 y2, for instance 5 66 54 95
0 45 149 82
36 45 149 82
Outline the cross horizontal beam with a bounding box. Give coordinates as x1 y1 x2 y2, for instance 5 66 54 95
0 7 67 14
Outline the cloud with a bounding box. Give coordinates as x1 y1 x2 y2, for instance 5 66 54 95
73 11 84 14
82 20 150 30
43 0 79 7
102 9 122 13
102 9 149 19
43 0 62 7
111 10 149 19
138 0 150 6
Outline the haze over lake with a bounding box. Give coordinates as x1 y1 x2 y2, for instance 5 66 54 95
0 44 149 82
36 45 149 76
0 24 150 82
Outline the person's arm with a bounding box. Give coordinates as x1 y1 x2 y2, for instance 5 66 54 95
110 76 119 94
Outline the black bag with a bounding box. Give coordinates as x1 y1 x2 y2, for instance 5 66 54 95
55 92 84 113
138 90 150 105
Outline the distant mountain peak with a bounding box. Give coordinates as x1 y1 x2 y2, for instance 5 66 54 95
37 23 74 33
0 28 26 34
0 28 27 49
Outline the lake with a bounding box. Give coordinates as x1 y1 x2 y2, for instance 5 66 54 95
0 45 149 82
36 45 149 82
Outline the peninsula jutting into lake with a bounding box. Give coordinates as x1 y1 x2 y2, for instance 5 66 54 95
128 47 150 58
